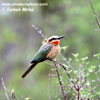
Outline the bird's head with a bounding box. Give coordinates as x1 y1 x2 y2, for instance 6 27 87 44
46 35 64 45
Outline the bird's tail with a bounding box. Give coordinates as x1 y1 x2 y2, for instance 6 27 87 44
21 62 37 78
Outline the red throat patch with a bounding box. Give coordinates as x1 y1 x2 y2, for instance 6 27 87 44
51 40 59 45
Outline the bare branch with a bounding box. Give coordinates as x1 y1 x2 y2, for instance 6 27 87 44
32 25 46 39
53 61 67 100
1 77 10 100
90 1 100 28
51 59 74 84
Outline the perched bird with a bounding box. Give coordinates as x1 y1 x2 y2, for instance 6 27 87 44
21 35 64 78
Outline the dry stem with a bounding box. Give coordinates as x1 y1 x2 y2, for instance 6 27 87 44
1 77 10 100
90 1 100 28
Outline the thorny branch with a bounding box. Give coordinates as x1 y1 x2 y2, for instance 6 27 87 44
90 1 100 28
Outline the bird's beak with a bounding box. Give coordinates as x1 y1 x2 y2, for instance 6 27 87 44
58 36 65 39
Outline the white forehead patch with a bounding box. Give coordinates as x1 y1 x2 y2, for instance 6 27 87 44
48 35 58 40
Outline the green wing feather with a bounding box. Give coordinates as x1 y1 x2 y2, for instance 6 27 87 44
31 43 52 63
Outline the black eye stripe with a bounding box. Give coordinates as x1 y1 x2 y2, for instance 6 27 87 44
49 38 57 42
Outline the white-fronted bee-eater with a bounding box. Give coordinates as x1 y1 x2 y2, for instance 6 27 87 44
22 35 64 78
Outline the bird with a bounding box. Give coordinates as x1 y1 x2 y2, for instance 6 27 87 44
21 35 64 78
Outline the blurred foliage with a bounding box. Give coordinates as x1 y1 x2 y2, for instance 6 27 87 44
0 0 100 100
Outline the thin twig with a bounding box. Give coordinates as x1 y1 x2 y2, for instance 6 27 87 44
1 77 10 100
32 25 46 39
88 86 100 99
80 63 87 89
10 89 18 100
70 96 75 100
48 73 57 100
95 70 100 82
90 1 100 28
60 53 75 70
48 74 51 100
51 59 74 84
66 79 79 96
53 61 66 100
76 85 80 100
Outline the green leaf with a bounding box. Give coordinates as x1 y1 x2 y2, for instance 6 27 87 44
61 46 69 51
94 53 100 59
88 66 96 72
72 53 79 58
25 97 30 100
81 56 88 61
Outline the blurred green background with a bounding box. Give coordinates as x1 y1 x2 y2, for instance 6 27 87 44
0 0 100 100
